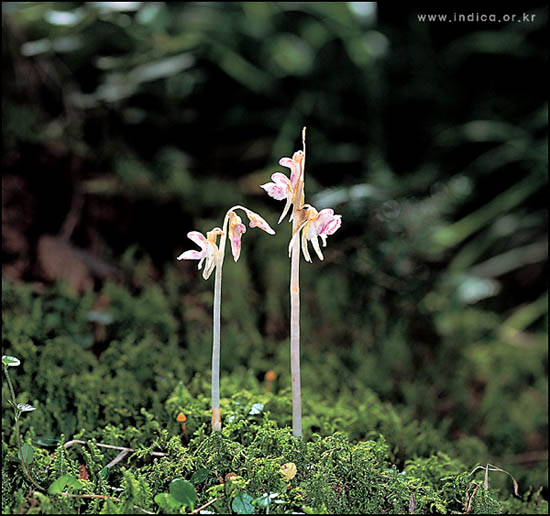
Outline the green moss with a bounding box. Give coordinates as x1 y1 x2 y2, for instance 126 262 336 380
2 279 546 514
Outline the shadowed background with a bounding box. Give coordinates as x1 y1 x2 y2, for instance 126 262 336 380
2 1 548 502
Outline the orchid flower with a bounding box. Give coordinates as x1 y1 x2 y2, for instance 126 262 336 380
261 151 305 224
288 205 342 262
177 205 274 432
177 228 223 280
260 128 342 438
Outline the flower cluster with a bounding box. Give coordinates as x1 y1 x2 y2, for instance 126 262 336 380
177 206 274 277
177 128 341 437
262 149 342 261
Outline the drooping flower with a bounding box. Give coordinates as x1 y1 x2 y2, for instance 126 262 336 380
228 212 247 262
241 206 276 235
177 227 223 279
288 205 342 262
224 206 276 263
261 151 305 223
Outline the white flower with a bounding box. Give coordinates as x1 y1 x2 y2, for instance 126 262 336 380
260 151 304 223
177 228 223 279
288 206 342 262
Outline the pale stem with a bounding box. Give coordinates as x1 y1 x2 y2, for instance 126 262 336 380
210 206 242 432
211 238 225 432
290 230 302 437
290 128 306 438
211 256 223 431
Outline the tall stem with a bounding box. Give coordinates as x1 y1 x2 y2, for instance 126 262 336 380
290 228 302 437
211 261 222 432
290 127 306 438
210 210 234 432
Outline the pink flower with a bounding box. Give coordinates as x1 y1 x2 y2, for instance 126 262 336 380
280 151 303 187
261 173 291 201
242 207 275 235
177 228 223 279
288 206 342 262
225 205 275 262
312 208 342 246
261 151 304 223
228 212 247 262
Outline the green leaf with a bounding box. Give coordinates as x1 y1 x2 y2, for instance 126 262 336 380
253 493 270 509
169 478 197 509
17 403 37 413
154 492 183 509
253 493 279 508
48 474 82 494
20 443 34 465
66 476 83 489
34 437 60 447
232 492 255 514
2 355 20 367
99 466 110 480
191 468 210 484
48 474 70 494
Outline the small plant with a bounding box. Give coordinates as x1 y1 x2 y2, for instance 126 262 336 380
261 128 342 437
2 355 43 491
465 463 519 513
176 412 189 441
154 477 198 512
178 205 275 431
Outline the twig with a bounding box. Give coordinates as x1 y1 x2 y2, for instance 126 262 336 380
105 449 130 468
465 483 480 513
191 497 218 514
63 439 168 457
470 463 519 496
61 492 117 500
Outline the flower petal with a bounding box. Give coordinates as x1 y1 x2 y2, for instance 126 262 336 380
310 234 324 261
321 214 342 235
244 208 275 235
278 197 293 224
202 245 218 280
279 157 300 186
288 219 308 257
306 218 320 239
177 250 203 260
301 223 312 263
230 223 246 262
313 209 333 232
261 182 288 201
315 209 342 236
187 231 208 249
271 172 291 187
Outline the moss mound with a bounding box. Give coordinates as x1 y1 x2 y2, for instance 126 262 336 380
2 279 547 514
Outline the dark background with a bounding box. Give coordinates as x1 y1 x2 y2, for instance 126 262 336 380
2 1 548 499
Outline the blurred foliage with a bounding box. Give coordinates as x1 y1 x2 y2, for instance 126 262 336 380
2 1 548 512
